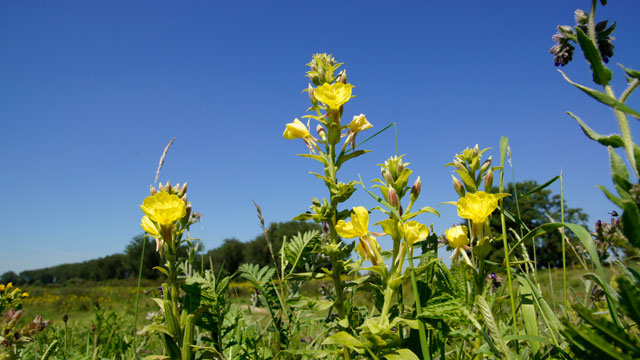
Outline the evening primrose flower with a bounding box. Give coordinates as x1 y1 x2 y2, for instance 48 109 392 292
283 118 318 153
0 284 4 292
445 225 472 266
336 206 383 265
141 215 164 251
313 82 354 110
344 114 372 149
457 191 509 237
140 192 186 226
400 221 429 247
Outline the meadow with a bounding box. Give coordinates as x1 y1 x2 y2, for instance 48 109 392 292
2 1 640 359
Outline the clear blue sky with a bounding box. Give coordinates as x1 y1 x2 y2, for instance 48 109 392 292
2 1 639 274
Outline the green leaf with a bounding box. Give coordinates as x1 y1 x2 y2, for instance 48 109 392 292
567 111 624 147
402 206 440 221
575 26 612 85
384 349 420 360
609 147 633 199
619 63 640 80
153 266 169 277
337 149 370 167
299 153 329 166
518 276 540 355
521 175 560 198
358 174 402 221
620 200 640 248
140 324 173 337
322 331 363 349
455 170 477 192
597 185 625 208
559 70 640 119
476 296 511 359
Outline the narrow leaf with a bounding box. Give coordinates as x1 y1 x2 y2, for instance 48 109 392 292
567 111 624 147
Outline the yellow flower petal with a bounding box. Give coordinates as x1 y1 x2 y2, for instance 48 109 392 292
283 118 310 140
445 225 469 248
313 83 353 110
401 221 429 246
140 192 186 226
348 114 372 133
141 216 159 236
0 284 4 292
456 191 509 224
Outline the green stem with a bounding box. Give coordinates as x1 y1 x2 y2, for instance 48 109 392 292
561 172 568 316
133 236 147 338
403 233 429 359
499 160 519 346
620 79 639 103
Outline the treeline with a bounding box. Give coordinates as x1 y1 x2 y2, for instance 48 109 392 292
0 221 321 285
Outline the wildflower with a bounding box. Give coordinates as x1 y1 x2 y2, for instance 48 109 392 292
283 118 318 153
457 191 509 237
313 82 353 110
140 192 186 227
344 114 371 149
445 225 473 267
336 206 383 265
400 221 429 247
22 292 29 298
0 284 4 292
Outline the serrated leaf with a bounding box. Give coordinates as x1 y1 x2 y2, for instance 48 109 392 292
567 111 624 147
575 27 612 85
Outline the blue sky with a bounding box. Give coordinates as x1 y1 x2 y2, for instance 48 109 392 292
1 1 639 274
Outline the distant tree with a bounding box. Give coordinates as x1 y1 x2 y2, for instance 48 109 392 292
0 271 20 284
485 180 590 268
125 235 162 280
243 221 322 267
204 238 246 277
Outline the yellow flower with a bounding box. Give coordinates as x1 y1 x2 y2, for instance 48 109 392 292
0 284 4 292
336 206 383 265
348 114 372 133
141 216 159 236
22 292 29 298
313 82 353 110
457 191 509 224
140 192 186 226
6 282 12 290
445 225 472 267
400 221 429 247
445 225 469 248
283 118 318 153
283 118 310 140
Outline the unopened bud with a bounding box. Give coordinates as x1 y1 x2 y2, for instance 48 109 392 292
388 186 399 208
337 70 347 84
172 183 180 194
181 194 188 204
163 182 171 193
178 182 188 197
411 176 421 199
316 124 327 141
595 220 603 235
453 159 466 172
484 169 494 190
472 144 479 158
480 157 492 173
62 314 68 323
397 163 404 174
382 170 394 184
452 175 465 196
150 185 157 195
574 9 588 24
308 83 316 103
185 204 192 219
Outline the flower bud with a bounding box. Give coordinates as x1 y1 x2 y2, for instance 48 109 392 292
484 169 494 190
411 176 421 199
452 175 465 196
337 69 347 84
480 156 492 173
163 182 171 193
185 204 192 219
178 182 188 198
397 163 404 174
172 183 180 194
316 124 327 141
181 194 188 204
382 169 394 184
149 185 157 196
62 314 69 323
472 144 479 158
574 9 588 24
308 83 316 103
453 159 466 172
388 186 399 208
